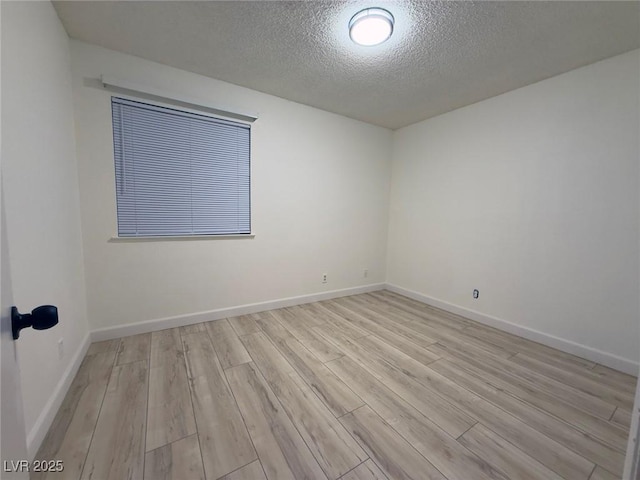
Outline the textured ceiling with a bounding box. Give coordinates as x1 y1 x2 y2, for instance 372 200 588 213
53 1 640 129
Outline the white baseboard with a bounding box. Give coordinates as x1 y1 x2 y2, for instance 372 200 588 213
91 283 386 342
25 281 637 460
26 332 91 459
385 283 639 376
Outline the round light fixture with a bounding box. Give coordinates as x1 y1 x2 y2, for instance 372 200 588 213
349 8 394 46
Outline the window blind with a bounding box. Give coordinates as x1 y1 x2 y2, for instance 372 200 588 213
111 97 251 237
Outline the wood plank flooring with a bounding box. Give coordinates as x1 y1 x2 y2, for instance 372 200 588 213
33 291 637 480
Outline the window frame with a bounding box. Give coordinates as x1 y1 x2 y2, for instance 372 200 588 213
108 94 254 240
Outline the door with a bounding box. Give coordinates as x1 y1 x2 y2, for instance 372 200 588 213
0 187 29 479
623 369 640 479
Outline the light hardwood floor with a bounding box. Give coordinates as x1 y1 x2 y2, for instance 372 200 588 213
33 290 637 480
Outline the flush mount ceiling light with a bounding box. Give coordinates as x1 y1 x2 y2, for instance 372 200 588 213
349 8 394 46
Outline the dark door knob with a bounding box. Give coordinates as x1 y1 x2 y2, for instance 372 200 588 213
12 305 58 340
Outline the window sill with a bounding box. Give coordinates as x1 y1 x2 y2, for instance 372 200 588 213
109 233 255 242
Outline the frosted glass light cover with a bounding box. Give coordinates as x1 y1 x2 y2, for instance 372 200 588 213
349 8 394 46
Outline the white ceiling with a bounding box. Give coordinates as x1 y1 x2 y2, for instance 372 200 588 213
53 1 640 129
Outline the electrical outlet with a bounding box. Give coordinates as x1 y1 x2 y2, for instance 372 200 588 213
58 338 64 359
322 273 327 284
473 289 479 299
363 268 369 278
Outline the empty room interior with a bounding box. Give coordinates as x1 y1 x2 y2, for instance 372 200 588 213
1 1 640 479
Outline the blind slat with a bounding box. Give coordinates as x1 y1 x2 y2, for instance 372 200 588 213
112 97 251 236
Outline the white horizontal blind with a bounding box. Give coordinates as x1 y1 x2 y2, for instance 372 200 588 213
112 97 251 236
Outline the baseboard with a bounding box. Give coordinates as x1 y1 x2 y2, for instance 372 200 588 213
91 283 386 342
24 281 636 460
25 284 383 457
26 331 91 459
385 283 639 376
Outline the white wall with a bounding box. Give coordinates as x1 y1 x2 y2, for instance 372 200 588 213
69 41 391 332
1 1 89 453
1 3 636 459
387 50 640 370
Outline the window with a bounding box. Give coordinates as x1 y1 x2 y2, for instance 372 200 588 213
111 97 251 237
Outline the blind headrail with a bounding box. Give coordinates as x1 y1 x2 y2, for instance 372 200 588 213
101 75 258 124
